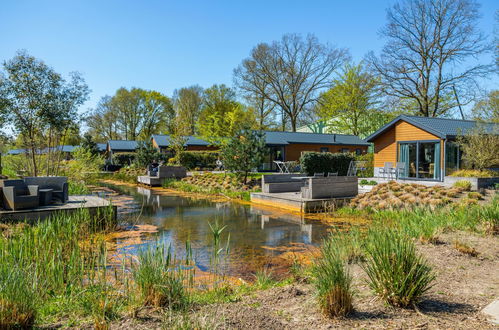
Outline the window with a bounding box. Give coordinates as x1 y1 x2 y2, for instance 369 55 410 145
340 148 349 153
320 147 329 153
355 148 362 155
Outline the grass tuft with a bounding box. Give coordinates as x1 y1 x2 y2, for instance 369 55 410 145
312 235 354 318
363 229 435 308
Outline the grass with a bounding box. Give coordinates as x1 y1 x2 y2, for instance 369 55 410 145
68 179 91 194
362 229 435 307
162 178 254 201
132 244 190 310
450 169 498 178
453 180 472 191
312 234 354 317
253 268 277 289
453 241 479 257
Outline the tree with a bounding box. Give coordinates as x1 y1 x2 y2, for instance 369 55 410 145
221 129 267 183
0 51 89 176
134 141 164 168
457 124 499 170
86 96 120 141
87 88 173 141
172 85 204 135
197 84 255 138
315 63 386 137
80 133 100 156
367 0 491 117
472 90 499 123
234 33 349 131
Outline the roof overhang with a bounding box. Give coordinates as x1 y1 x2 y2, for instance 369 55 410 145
365 115 446 142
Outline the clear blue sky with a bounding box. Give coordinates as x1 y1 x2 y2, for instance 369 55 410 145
1 0 497 114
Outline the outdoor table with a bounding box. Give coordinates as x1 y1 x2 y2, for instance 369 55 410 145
39 188 53 206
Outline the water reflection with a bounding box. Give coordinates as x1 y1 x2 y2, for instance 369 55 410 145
98 183 331 278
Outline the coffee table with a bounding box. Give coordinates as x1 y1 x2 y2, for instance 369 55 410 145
39 188 53 206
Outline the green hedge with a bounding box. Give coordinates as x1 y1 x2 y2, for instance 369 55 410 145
300 152 355 176
178 151 219 170
112 152 136 167
356 153 374 178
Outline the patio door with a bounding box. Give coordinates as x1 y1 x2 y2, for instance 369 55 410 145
398 141 441 180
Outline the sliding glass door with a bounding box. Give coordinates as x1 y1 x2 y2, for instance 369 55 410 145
398 141 441 180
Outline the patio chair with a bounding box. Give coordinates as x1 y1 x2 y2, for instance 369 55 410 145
0 179 39 210
327 172 338 177
379 162 394 179
313 173 324 177
394 162 406 179
347 161 367 176
24 176 68 203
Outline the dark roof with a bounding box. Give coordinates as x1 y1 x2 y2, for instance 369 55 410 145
263 131 369 146
152 131 368 147
151 135 211 147
6 149 27 155
6 145 78 155
365 115 499 142
96 143 107 152
108 140 139 151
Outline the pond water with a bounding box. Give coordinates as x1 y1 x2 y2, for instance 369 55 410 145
97 183 334 279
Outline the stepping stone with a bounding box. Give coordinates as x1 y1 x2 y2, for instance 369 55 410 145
482 298 499 325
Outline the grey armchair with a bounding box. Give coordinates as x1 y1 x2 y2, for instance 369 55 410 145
24 176 68 203
0 179 39 210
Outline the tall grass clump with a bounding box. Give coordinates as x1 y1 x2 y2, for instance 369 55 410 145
363 229 435 307
312 235 354 318
132 245 190 310
0 267 37 328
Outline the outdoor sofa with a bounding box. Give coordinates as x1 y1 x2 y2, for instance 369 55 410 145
0 179 39 210
24 176 69 203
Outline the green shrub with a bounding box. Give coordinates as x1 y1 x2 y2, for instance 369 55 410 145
450 169 497 178
363 229 435 307
312 235 354 318
300 152 355 176
467 192 483 200
68 180 90 195
360 179 377 185
132 245 189 310
178 151 219 170
453 180 472 191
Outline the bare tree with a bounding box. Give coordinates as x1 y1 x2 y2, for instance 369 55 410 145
367 0 492 117
234 34 349 131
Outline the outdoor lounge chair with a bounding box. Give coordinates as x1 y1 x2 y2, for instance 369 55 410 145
24 176 68 203
0 179 39 210
328 172 338 177
379 162 394 179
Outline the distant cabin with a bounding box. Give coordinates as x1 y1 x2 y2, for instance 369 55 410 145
151 131 369 171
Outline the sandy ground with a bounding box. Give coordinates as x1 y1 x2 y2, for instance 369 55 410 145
98 231 499 330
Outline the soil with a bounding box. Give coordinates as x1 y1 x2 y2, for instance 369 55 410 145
101 232 499 329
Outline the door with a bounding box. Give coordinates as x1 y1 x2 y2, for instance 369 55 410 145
398 141 441 180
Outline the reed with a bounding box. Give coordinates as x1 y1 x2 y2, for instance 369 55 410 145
362 229 435 307
132 244 190 310
312 235 354 318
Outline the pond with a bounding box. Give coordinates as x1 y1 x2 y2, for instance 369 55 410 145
96 183 335 279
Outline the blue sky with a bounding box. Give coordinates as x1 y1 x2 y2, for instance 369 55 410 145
1 0 498 114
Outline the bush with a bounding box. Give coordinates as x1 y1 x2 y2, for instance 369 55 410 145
360 179 377 185
450 169 498 178
178 151 219 170
312 235 354 318
300 152 355 176
453 180 472 191
362 229 435 307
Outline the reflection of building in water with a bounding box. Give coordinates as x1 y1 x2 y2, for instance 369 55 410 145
252 207 313 244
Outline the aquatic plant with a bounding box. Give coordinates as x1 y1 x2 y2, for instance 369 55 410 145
312 234 354 317
132 244 190 310
363 229 435 307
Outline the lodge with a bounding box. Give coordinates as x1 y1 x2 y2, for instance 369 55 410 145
365 115 498 182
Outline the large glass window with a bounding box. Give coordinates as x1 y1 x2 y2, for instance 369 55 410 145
260 146 285 171
398 141 441 180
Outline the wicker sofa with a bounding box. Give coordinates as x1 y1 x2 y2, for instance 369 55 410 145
24 176 68 203
0 179 40 210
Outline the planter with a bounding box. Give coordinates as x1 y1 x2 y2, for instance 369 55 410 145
444 176 499 190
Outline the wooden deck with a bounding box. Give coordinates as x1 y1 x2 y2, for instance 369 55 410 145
0 195 116 222
251 191 353 213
